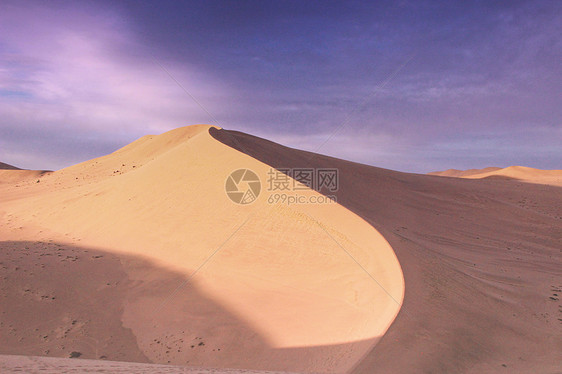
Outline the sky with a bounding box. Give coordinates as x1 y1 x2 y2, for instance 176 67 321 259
1 0 560 173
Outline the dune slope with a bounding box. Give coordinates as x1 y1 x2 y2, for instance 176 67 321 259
211 128 562 374
0 125 403 373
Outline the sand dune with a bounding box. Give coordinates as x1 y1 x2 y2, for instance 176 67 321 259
0 170 50 184
1 125 560 373
430 166 562 186
0 162 21 170
0 125 403 373
211 129 562 373
0 162 50 184
428 167 502 178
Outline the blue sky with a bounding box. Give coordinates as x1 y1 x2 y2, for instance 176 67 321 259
1 0 560 172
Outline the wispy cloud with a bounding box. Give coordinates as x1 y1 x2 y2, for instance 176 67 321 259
0 2 227 169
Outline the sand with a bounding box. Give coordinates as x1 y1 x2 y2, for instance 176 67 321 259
428 167 503 178
0 162 49 184
0 354 295 374
430 166 562 186
0 162 21 170
1 125 560 373
0 125 403 373
211 129 562 373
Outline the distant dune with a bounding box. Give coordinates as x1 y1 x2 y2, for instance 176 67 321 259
0 162 50 184
1 126 560 373
0 162 21 170
429 165 562 186
428 166 502 178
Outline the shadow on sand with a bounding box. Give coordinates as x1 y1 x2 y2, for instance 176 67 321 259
210 127 562 373
0 238 378 373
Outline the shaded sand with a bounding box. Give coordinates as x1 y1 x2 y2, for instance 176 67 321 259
0 125 403 373
0 162 21 170
211 129 562 374
0 239 148 363
0 354 294 374
430 166 562 186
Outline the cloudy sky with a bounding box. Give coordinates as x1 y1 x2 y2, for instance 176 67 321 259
1 0 560 172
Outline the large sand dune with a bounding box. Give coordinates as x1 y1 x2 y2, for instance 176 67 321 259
211 129 562 373
0 125 403 373
1 125 560 373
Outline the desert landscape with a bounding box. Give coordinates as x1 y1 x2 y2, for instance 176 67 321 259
2 1 561 373
1 125 560 373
